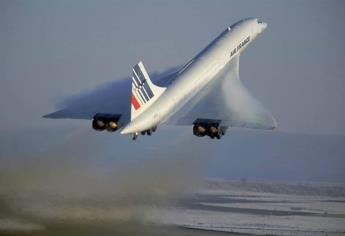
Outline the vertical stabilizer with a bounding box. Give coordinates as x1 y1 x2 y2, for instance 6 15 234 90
130 61 166 120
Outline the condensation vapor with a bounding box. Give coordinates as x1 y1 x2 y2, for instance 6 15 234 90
0 130 205 233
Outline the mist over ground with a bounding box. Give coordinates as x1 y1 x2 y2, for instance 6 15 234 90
0 130 206 234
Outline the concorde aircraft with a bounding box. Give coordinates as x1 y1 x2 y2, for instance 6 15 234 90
44 18 276 140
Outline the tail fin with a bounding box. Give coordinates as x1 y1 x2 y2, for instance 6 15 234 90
130 61 166 120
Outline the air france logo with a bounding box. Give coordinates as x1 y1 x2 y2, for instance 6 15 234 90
230 36 250 57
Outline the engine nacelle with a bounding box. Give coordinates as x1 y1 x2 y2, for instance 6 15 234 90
92 119 106 131
193 124 206 137
92 113 121 132
106 121 118 132
193 119 227 139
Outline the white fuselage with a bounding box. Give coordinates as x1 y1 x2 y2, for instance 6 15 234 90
121 18 267 134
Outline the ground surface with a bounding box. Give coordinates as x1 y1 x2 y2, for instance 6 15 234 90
1 180 344 236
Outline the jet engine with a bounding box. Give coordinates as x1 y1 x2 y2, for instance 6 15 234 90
193 124 207 137
92 113 121 132
92 119 106 131
193 119 227 139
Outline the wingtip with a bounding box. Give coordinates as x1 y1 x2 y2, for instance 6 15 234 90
42 113 53 119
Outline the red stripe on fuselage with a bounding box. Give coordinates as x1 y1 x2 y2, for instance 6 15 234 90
131 94 141 110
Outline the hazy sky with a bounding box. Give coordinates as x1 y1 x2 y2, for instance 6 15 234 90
1 0 345 183
1 0 345 134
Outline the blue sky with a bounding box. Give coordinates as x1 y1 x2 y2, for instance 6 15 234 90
1 0 345 183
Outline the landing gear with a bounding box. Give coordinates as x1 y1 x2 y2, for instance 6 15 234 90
132 133 138 140
132 127 157 141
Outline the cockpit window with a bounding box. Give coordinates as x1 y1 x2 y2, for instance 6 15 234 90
257 19 263 24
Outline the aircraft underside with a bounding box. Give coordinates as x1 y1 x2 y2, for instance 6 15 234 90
91 113 227 140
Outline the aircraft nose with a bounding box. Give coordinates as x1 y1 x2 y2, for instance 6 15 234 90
257 19 267 33
261 22 267 31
